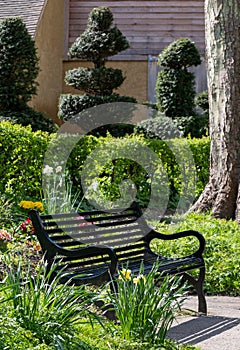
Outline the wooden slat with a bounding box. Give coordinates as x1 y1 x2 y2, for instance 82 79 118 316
70 7 203 14
70 13 204 20
68 22 204 30
69 1 203 8
67 0 205 59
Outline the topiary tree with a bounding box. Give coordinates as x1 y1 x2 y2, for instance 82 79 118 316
0 17 39 110
156 38 201 118
0 17 56 132
59 6 136 127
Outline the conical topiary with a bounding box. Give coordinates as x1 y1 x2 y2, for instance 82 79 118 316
156 38 201 118
0 17 56 132
59 6 136 125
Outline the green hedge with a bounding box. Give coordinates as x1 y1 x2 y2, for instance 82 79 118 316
0 122 50 202
56 134 210 211
58 93 136 121
0 122 210 211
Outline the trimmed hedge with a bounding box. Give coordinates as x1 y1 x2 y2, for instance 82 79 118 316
134 114 209 139
58 93 136 121
0 122 50 202
0 122 210 211
0 106 57 133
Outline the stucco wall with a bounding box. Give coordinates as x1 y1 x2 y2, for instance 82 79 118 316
30 0 65 123
62 60 148 103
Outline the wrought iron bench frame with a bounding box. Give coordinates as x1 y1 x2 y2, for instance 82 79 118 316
29 202 207 314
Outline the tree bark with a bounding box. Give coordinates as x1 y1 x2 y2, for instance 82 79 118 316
191 1 240 220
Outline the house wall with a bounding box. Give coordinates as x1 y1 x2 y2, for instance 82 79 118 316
67 0 205 58
62 60 148 102
30 0 65 123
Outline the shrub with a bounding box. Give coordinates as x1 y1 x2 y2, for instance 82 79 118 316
67 134 210 211
0 17 39 110
135 114 208 139
156 38 201 118
0 121 50 204
59 6 135 134
156 69 196 118
0 123 210 214
195 90 209 117
0 17 56 133
0 106 57 133
173 115 209 138
68 7 129 66
154 212 240 296
195 90 209 112
134 115 183 139
158 38 202 69
187 137 210 197
0 194 13 228
59 93 136 121
65 67 125 95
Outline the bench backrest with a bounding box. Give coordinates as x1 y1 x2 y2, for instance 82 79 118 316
31 203 151 263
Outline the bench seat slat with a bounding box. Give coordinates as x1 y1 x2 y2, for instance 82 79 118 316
53 256 204 282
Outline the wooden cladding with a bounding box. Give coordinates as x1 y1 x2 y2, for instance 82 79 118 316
67 0 205 60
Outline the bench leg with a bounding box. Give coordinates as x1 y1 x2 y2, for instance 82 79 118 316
182 266 207 314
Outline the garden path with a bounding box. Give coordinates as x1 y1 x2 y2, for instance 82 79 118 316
168 295 240 350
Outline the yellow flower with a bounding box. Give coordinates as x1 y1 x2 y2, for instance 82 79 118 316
34 202 44 212
133 274 146 284
19 200 26 208
20 200 44 211
19 200 35 210
120 268 131 280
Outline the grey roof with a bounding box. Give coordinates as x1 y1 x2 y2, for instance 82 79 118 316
0 0 47 36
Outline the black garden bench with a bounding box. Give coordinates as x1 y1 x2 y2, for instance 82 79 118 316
29 202 207 314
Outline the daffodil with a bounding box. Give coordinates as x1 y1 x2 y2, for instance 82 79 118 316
119 268 131 280
133 274 146 284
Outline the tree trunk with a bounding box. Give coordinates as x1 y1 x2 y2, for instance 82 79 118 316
191 1 240 220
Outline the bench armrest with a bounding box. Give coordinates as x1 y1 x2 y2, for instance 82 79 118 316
144 229 205 258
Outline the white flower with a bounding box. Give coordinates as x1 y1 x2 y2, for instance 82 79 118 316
43 165 53 175
55 166 62 173
91 181 98 191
